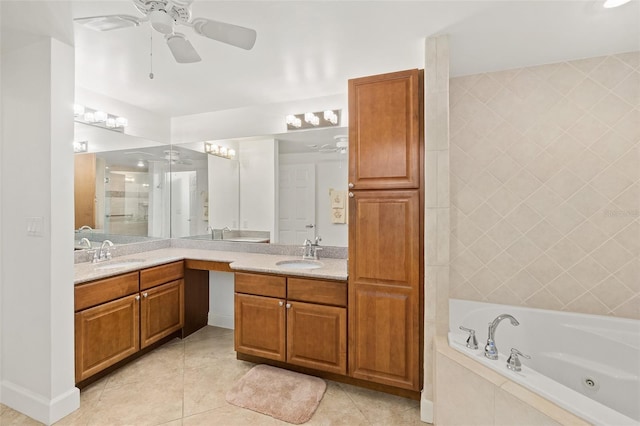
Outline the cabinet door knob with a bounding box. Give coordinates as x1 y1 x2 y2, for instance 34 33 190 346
348 192 354 198
135 295 140 301
278 301 284 307
348 182 354 188
143 292 148 298
285 303 291 309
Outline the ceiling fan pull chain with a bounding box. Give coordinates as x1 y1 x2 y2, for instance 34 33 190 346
149 29 155 80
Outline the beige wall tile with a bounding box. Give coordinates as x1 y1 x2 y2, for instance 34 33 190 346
449 53 640 319
494 387 562 426
434 353 495 425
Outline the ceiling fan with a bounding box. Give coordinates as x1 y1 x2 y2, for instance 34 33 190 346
317 135 349 154
74 0 257 64
123 149 194 165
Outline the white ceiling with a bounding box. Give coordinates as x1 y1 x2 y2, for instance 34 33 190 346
1 0 638 120
66 0 640 118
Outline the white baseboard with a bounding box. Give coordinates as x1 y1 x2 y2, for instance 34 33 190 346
208 313 234 330
420 393 434 424
1 380 79 425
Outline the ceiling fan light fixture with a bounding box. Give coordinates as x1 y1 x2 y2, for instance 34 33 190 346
149 10 174 34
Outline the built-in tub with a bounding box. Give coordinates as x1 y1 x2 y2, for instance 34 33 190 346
449 299 640 425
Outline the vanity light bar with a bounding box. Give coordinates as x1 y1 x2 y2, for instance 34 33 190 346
204 142 236 159
286 109 341 131
73 140 88 153
74 104 128 133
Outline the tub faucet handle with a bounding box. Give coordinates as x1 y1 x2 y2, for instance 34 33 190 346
459 326 478 350
506 348 531 372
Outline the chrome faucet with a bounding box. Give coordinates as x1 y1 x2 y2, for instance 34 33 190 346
208 226 231 240
78 238 92 250
93 240 114 263
484 314 519 360
302 236 322 260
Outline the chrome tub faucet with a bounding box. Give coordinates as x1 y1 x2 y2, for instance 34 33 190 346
484 314 519 360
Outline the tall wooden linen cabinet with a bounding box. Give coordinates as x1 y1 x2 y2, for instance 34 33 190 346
348 69 423 391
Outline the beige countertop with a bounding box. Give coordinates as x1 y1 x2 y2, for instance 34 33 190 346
74 248 348 285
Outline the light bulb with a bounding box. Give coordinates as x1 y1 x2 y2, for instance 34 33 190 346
94 110 108 122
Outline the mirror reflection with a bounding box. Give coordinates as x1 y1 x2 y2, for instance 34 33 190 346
74 123 349 249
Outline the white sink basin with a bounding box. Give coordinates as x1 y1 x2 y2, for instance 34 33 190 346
95 259 145 270
276 260 323 270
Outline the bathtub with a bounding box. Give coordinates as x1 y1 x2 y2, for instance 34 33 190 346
449 299 640 426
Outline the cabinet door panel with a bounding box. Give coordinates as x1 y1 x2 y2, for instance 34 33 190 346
141 279 184 348
348 69 421 189
286 301 347 375
348 190 419 288
235 293 286 361
75 294 139 382
348 285 418 390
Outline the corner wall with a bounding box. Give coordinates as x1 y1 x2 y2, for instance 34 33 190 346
1 37 79 424
449 52 639 319
422 34 451 424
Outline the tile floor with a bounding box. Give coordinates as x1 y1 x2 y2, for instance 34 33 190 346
0 326 422 425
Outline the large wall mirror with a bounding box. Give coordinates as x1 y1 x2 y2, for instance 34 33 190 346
74 123 348 249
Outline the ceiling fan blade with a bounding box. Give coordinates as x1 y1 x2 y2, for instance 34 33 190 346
74 15 143 31
166 33 202 63
191 18 257 50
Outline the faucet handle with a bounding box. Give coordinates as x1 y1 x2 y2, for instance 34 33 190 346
459 326 478 349
506 348 531 372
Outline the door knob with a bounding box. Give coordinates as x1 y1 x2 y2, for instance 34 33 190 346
348 192 354 198
142 292 148 298
348 182 354 188
285 303 291 309
135 295 140 301
278 301 284 307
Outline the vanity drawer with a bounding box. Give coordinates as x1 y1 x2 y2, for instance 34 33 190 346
140 261 184 290
235 272 286 298
75 272 139 312
287 278 347 307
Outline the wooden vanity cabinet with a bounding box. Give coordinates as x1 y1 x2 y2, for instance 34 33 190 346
348 69 421 190
140 279 184 348
139 261 185 348
234 272 347 375
74 261 184 383
74 272 140 382
348 69 424 392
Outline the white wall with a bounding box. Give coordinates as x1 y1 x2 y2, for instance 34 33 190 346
1 37 79 424
171 94 347 143
208 271 235 329
279 152 349 247
239 138 277 237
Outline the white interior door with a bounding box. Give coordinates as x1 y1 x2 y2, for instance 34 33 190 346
278 164 315 245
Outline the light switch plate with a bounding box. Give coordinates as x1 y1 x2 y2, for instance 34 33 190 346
26 216 45 237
